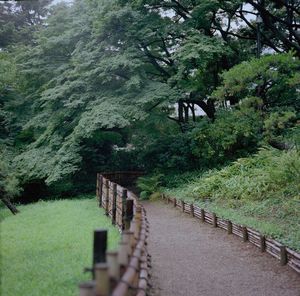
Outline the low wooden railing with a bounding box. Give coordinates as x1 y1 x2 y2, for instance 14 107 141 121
78 173 150 296
162 194 300 274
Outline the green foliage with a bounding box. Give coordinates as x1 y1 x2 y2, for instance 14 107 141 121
0 157 21 200
214 52 300 111
191 148 300 201
137 174 163 200
190 107 262 165
162 148 300 250
2 0 300 202
263 110 297 138
0 198 120 296
0 0 53 49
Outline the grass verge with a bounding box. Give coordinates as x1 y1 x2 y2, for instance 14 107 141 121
0 196 120 296
161 148 300 251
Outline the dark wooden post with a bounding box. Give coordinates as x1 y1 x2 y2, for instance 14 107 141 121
173 198 176 207
280 246 287 265
259 235 266 252
124 199 134 230
181 200 185 212
212 213 217 227
112 183 117 225
242 226 248 242
105 180 109 216
96 173 100 200
96 174 103 208
93 230 107 279
93 230 107 264
99 175 103 207
227 220 232 234
190 204 194 217
121 189 128 230
201 208 205 222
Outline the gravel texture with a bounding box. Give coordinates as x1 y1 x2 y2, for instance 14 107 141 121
143 201 300 296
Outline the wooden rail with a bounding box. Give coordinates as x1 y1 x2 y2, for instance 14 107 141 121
78 173 150 296
163 194 300 274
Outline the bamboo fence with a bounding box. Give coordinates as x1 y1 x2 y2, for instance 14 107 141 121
163 194 300 274
78 173 150 296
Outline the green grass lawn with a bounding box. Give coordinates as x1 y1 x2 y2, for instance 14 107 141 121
0 197 120 296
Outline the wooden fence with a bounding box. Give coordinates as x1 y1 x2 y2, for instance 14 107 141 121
78 173 150 296
99 172 144 188
162 194 300 274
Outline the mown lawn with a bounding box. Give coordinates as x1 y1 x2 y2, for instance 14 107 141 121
0 197 120 296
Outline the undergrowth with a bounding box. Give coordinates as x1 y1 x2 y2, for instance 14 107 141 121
162 148 300 251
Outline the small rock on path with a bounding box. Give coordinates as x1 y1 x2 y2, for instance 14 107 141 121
143 201 300 296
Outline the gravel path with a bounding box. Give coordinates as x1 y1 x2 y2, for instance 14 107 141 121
143 201 300 296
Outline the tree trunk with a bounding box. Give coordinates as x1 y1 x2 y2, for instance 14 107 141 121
1 198 19 215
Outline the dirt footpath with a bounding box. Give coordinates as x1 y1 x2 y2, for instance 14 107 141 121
143 201 300 296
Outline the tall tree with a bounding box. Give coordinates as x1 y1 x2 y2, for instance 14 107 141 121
0 0 53 49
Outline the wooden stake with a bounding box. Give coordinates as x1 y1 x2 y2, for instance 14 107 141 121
181 200 185 212
260 235 266 252
96 173 100 200
201 209 205 222
99 175 103 208
173 198 176 207
105 180 109 216
106 251 119 291
212 213 217 227
112 183 117 225
95 263 109 296
121 231 134 256
242 226 248 242
124 199 134 230
79 281 95 296
227 220 232 234
135 207 142 237
118 241 129 264
121 189 127 230
93 229 107 278
190 204 194 217
280 245 287 266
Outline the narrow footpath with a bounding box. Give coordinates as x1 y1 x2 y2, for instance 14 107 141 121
143 201 300 296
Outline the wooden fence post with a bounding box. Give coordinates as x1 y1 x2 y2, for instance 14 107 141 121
212 213 217 227
280 246 288 266
242 226 248 242
112 183 117 225
118 241 129 276
190 204 194 217
121 189 128 230
95 263 109 296
99 175 103 208
106 251 119 291
227 220 232 234
173 198 176 207
260 235 266 252
79 281 95 296
181 200 185 212
105 180 109 216
201 209 205 222
93 229 107 275
96 173 100 201
124 199 134 230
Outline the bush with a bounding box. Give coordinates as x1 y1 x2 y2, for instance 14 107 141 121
137 174 163 200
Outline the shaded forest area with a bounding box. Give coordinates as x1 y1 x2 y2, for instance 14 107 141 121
0 0 299 211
